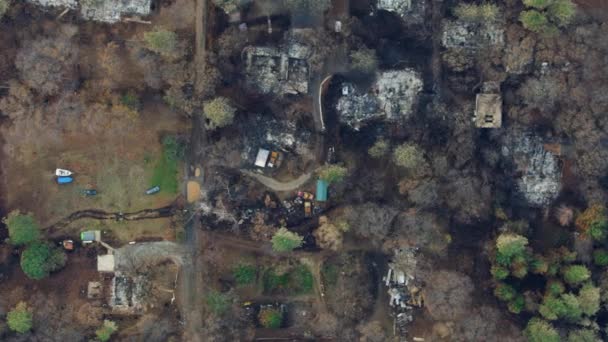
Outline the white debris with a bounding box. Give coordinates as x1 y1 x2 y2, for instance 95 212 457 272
26 0 152 23
441 20 504 50
377 0 426 25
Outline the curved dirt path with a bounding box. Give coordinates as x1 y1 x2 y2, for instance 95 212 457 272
241 170 313 192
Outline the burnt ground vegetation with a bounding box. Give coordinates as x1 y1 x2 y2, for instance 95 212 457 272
0 0 607 341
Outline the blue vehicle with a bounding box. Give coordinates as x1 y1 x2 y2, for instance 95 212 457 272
83 189 97 196
57 176 73 184
145 186 160 195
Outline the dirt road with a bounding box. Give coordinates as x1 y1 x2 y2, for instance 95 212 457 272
241 170 313 192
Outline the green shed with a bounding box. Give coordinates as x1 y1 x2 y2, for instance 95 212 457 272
316 180 328 202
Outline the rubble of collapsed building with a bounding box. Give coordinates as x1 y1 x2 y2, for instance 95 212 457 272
383 247 423 341
337 69 423 130
441 20 504 50
241 114 313 171
243 33 313 96
26 0 151 23
376 0 427 26
502 131 562 207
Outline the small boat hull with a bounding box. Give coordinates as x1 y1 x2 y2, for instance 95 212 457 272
55 168 73 176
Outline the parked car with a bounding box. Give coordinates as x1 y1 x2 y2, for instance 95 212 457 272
83 189 97 196
297 191 314 201
267 151 282 168
55 168 73 176
57 176 73 184
61 240 74 251
146 186 160 195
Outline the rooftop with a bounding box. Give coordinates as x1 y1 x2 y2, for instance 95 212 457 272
474 93 502 128
97 254 115 272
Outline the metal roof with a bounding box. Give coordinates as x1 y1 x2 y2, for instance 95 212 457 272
255 148 270 167
316 180 328 202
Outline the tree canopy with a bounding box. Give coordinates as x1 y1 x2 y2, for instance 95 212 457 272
20 242 66 280
203 97 236 129
4 210 40 246
271 228 303 252
7 302 32 334
318 164 348 184
143 28 180 58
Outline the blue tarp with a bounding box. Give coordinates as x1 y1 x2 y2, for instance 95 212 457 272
57 176 73 184
316 179 328 202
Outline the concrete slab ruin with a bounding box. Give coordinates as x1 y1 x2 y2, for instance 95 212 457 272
97 254 116 272
243 41 312 96
111 275 149 313
502 132 562 207
376 0 426 25
337 69 423 129
26 0 151 23
441 20 504 50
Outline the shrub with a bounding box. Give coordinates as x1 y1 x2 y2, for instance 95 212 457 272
271 228 303 252
393 143 426 170
96 320 118 342
520 10 550 34
205 290 231 315
120 91 140 110
203 97 236 129
563 265 591 285
318 164 348 184
568 329 600 342
292 264 314 294
349 48 378 74
7 302 32 334
576 205 606 232
524 318 559 342
143 28 179 58
548 0 576 26
258 307 282 328
233 263 256 286
530 256 548 274
20 242 66 280
578 283 600 316
494 283 517 302
4 210 40 246
491 265 509 280
368 139 389 158
593 249 608 266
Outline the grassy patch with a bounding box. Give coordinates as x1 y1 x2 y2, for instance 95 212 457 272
262 264 314 295
205 290 231 315
149 136 185 194
321 263 339 287
233 263 257 286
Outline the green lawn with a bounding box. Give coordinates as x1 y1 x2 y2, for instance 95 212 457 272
149 136 184 194
263 264 314 295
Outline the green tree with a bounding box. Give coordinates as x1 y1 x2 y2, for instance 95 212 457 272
368 139 389 158
494 282 517 302
96 320 118 342
0 0 9 17
20 242 66 280
490 265 509 280
203 97 236 129
496 233 528 264
7 302 32 334
4 210 40 246
568 329 600 342
349 48 378 74
520 10 550 34
258 307 282 328
593 249 608 266
578 283 600 316
588 220 608 241
271 228 303 252
393 143 426 171
453 3 499 22
524 318 559 342
318 164 348 184
563 265 591 286
233 263 256 286
546 280 565 297
205 290 231 315
143 28 179 58
508 295 525 314
548 0 576 26
523 0 552 9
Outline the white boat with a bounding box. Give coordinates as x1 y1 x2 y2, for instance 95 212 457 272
55 168 73 176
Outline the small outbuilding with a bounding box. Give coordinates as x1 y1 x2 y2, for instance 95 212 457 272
316 180 328 202
81 230 101 243
474 93 502 128
255 148 270 168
